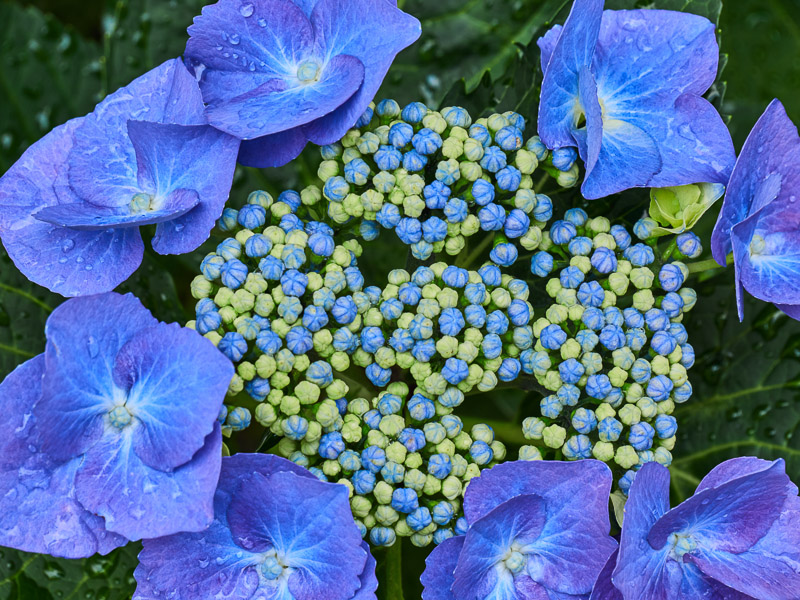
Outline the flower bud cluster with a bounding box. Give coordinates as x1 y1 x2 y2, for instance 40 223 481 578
521 210 699 491
276 383 506 549
297 99 577 266
186 190 372 437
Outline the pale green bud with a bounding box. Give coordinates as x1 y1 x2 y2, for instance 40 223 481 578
615 446 639 469
255 404 277 427
592 441 615 462
437 288 459 309
365 429 386 448
351 496 371 518
454 432 473 451
375 347 396 369
442 137 464 160
670 364 688 386
436 439 456 456
461 214 481 236
491 288 511 309
595 403 616 420
491 441 506 461
376 505 400 526
609 367 628 387
374 482 395 506
626 383 644 403
542 370 562 391
276 438 296 457
191 276 213 299
463 328 484 346
215 286 234 308
330 352 351 372
581 352 603 375
227 374 244 396
442 476 462 500
423 112 447 134
519 446 543 461
237 362 256 381
657 398 675 415
280 395 301 416
637 397 658 419
630 267 655 290
456 341 479 364
618 404 642 426
560 339 582 360
651 356 670 376
543 425 567 448
380 415 405 437
301 185 322 206
545 304 569 324
570 256 592 274
352 348 373 368
608 272 629 295
515 149 538 174
436 336 459 359
556 164 579 187
322 460 341 478
568 305 585 321
424 373 448 397
423 475 442 496
556 288 578 308
632 289 655 311
404 469 427 492
316 401 340 428
463 463 481 482
403 195 425 218
410 362 432 383
385 442 408 464
668 345 683 365
660 436 677 451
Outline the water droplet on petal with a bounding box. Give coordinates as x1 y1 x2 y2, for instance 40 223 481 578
61 239 75 253
87 336 100 358
240 3 254 17
258 17 267 27
230 34 240 45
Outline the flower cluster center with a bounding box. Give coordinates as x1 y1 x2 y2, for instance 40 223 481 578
668 531 698 561
108 405 133 429
296 60 321 83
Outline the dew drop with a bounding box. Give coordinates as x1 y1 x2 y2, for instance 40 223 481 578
230 33 240 45
258 18 267 27
61 239 75 253
87 336 100 358
58 256 69 264
240 3 254 17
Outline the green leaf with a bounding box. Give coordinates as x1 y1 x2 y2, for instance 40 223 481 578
0 248 61 379
670 271 800 502
0 544 140 600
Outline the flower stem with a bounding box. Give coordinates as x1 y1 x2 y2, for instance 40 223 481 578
687 258 725 275
386 539 405 600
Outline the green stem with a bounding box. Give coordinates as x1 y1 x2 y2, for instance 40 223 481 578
687 258 725 275
386 539 405 600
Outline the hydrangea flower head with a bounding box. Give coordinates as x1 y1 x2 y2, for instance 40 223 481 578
710 99 800 320
538 0 735 199
594 457 800 599
134 453 377 600
0 59 239 296
421 460 617 599
0 292 233 555
185 0 421 167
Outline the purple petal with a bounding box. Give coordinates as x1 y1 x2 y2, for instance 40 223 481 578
134 454 313 600
237 127 309 168
226 470 366 600
421 535 465 600
463 460 616 595
0 120 144 297
612 462 675 600
68 59 206 208
0 356 127 558
74 423 222 541
730 195 800 309
776 303 800 320
205 54 364 140
114 323 232 471
301 0 421 145
695 457 778 494
35 293 158 461
33 189 200 230
589 550 623 600
537 0 603 151
353 541 379 600
712 99 800 264
452 494 547 599
537 25 562 73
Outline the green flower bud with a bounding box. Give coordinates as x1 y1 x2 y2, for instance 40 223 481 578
404 468 427 492
595 404 616 420
541 370 560 391
618 404 642 426
660 436 677 451
515 148 538 174
191 276 213 299
276 438 296 458
375 347 396 369
438 288 459 309
463 463 481 482
365 429 386 448
379 415 405 437
679 287 697 311
301 185 322 206
280 395 301 416
608 272 629 295
632 289 655 311
637 397 658 419
423 112 447 134
592 441 615 462
649 183 724 236
545 304 569 324
454 432 473 452
402 194 425 218
423 474 443 496
456 341 479 364
352 348 373 368
436 439 456 457
669 364 688 386
560 339 582 360
410 362 432 383
435 336 458 359
376 505 400 526
322 459 341 478
546 279 563 298
657 398 675 415
625 383 644 403
461 214 481 236
351 496 372 518
237 361 256 381
374 481 395 506
248 190 274 208
227 374 244 396
442 137 464 160
581 352 603 375
329 352 350 372
327 380 348 398
244 273 269 295
543 424 567 448
491 288 511 309
570 256 592 274
608 366 628 387
255 403 277 427
442 476 462 500
316 400 340 428
630 267 655 290
215 287 235 308
491 441 506 462
568 305 585 322
556 288 578 308
615 445 639 469
651 356 670 376
616 259 632 275
294 381 320 405
556 164 579 187
463 328 484 347
424 373 448 396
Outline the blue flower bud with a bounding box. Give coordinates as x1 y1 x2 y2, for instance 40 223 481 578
339 449 362 472
498 358 521 382
624 244 655 267
533 194 553 222
486 310 509 335
591 247 618 274
201 254 225 281
279 214 304 233
566 236 591 257
402 101 428 123
423 181 451 210
413 128 443 155
220 259 248 290
238 204 267 230
364 410 382 430
464 304 486 328
669 322 689 345
470 440 494 465
495 126 523 151
396 218 423 244
196 310 222 335
432 501 456 526
421 216 448 243
442 106 471 128
631 358 652 384
680 343 695 368
633 217 657 240
255 328 281 354
673 381 693 403
319 432 346 459
580 307 603 331
366 363 392 387
559 358 585 385
376 99 401 118
560 265 585 289
331 328 357 353
392 488 420 514
623 328 645 352
453 517 469 537
305 232 334 257
352 470 376 495
541 395 562 419
380 298 404 321
476 264 500 286
478 203 506 232
398 283 422 307
563 435 593 459
218 207 239 231
470 124 492 147
306 361 333 387
480 146 507 173
378 393 403 416
550 220 577 245
576 329 599 352
355 105 374 127
403 149 427 172
286 326 313 354
507 299 531 327
375 145 403 171
623 308 645 329
647 374 674 402
328 296 355 325
280 269 307 297
597 418 623 443
551 147 577 171
644 308 668 332
563 208 588 227
629 422 655 451
606 226 630 252
217 239 242 261
676 232 703 259
283 415 309 440
281 245 306 270
389 122 414 148
388 329 413 353
226 407 251 431
257 256 283 280
369 527 396 547
496 165 522 191
659 263 685 292
540 324 567 350
655 415 678 439
361 446 387 474
438 308 465 337
438 387 464 408
604 306 623 326
346 268 365 293
599 325 625 351
361 326 385 354
409 315 434 340
504 209 531 239
407 506 433 531
651 330 678 356
323 176 349 202
619 471 636 495
428 454 453 480
219 332 248 362
586 374 612 399
442 358 469 384
408 394 436 421
572 408 597 434
399 428 427 453
490 242 518 267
